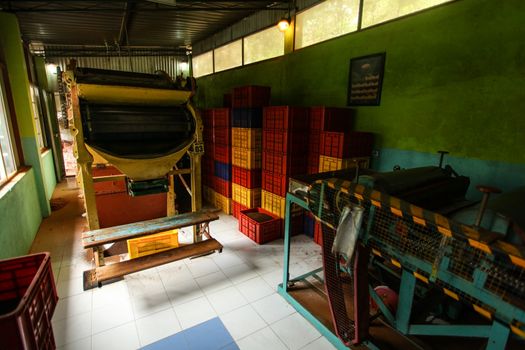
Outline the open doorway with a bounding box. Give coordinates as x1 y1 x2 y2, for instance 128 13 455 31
54 84 76 177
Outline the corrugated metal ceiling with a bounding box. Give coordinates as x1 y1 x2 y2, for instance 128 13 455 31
0 0 291 51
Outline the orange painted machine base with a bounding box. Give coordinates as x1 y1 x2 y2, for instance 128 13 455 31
93 166 167 228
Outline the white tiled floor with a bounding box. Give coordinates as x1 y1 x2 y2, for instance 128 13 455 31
29 181 336 350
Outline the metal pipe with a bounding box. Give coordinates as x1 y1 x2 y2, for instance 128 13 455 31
474 185 501 227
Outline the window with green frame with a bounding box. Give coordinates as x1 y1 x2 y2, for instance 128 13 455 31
0 68 18 185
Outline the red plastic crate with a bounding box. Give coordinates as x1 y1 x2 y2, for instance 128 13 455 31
202 156 215 176
232 201 249 219
307 153 319 174
320 131 374 158
213 176 232 198
308 132 321 154
262 171 288 197
212 108 231 128
262 129 307 154
289 211 304 236
203 126 214 144
202 172 211 187
307 165 319 174
201 109 213 127
204 142 214 158
262 152 306 176
213 126 231 146
307 153 319 166
263 106 309 130
239 208 283 244
314 222 323 246
232 86 271 108
0 253 58 350
309 107 353 131
213 144 231 164
223 93 232 108
232 166 261 189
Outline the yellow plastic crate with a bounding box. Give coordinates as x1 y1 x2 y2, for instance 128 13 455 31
232 147 262 169
261 190 302 218
127 230 179 259
232 183 261 208
319 156 370 172
232 128 262 149
214 192 232 214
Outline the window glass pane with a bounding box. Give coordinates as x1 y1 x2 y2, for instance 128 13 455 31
193 51 214 78
244 26 285 65
29 85 46 150
0 76 16 182
362 0 453 28
295 0 360 49
214 40 243 73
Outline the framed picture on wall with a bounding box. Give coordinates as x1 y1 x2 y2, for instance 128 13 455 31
348 52 386 106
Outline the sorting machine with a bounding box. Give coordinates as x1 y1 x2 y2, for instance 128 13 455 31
280 157 525 349
63 64 223 288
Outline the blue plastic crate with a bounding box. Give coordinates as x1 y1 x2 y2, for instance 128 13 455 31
303 213 315 238
231 108 263 128
214 161 232 181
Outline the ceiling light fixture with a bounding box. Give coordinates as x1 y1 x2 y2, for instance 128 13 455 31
277 16 291 32
278 1 294 32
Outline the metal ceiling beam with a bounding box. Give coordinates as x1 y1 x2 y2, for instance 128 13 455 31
1 0 288 2
118 1 134 45
0 0 291 10
2 7 289 13
41 45 188 57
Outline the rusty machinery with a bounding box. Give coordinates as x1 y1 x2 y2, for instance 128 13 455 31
279 156 525 349
64 64 205 267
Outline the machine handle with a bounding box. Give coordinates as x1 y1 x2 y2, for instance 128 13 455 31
474 185 502 227
437 150 449 168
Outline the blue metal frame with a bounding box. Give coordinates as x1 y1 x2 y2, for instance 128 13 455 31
280 193 350 349
279 192 382 350
279 186 521 349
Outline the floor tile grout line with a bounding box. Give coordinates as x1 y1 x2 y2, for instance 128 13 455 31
156 264 187 333
297 335 324 350
56 334 92 350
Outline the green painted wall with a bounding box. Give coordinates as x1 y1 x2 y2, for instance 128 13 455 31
0 170 42 259
41 150 57 200
0 14 35 138
0 12 57 258
0 12 53 217
196 0 525 167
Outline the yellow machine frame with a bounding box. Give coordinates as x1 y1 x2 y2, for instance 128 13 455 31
64 69 204 267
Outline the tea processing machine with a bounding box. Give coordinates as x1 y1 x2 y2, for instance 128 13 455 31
63 64 223 282
279 160 525 349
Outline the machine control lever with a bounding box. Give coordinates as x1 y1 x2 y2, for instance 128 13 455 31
475 185 502 227
437 150 449 168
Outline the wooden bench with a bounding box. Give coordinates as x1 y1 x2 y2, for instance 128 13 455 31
82 210 221 289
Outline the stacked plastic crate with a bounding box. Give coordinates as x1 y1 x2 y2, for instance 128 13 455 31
201 109 215 204
308 107 374 245
211 108 232 214
307 107 354 174
261 106 309 237
318 130 374 172
230 86 269 220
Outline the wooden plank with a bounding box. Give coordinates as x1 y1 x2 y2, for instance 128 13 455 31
82 210 219 248
93 174 126 183
84 239 223 288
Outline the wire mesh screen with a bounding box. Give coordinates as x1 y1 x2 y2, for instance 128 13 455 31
320 222 355 344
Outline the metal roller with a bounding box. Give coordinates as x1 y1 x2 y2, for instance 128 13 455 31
80 103 195 159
